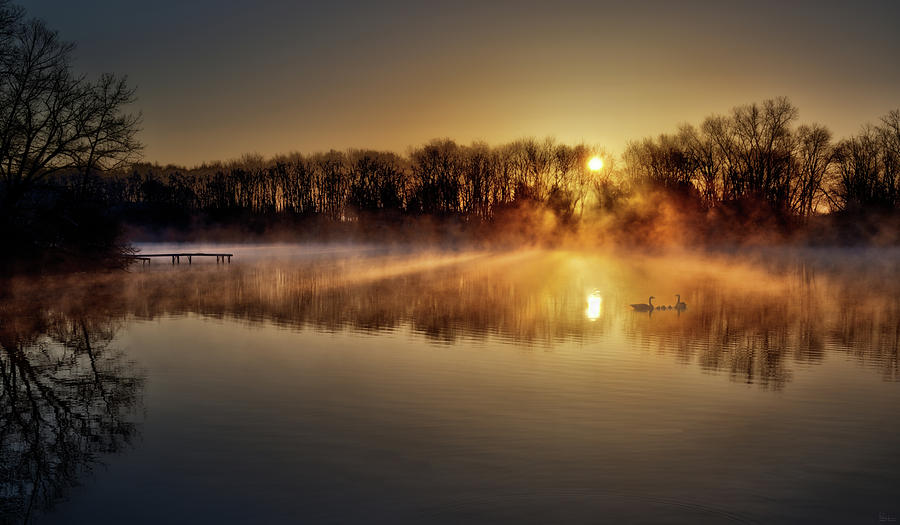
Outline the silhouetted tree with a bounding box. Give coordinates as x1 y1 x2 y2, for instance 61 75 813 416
0 10 141 208
0 1 141 267
790 124 834 216
677 124 720 207
829 120 899 212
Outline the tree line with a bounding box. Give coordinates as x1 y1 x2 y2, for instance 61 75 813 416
9 99 900 258
623 97 899 216
79 138 598 225
81 99 898 230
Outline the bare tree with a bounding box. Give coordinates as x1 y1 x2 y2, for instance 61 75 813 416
0 11 141 213
878 110 899 205
828 112 900 212
70 74 142 196
790 124 833 216
0 1 21 65
678 124 720 207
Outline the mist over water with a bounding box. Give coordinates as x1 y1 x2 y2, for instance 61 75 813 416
1 245 899 523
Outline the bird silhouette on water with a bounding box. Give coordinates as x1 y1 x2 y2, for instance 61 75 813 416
630 294 687 313
630 296 655 312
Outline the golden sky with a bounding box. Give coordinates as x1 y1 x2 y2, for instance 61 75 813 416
21 0 900 166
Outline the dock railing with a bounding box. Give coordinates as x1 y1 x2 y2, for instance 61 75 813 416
127 253 233 265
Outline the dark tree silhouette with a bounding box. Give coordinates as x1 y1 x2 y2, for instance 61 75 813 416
0 1 141 268
828 112 900 212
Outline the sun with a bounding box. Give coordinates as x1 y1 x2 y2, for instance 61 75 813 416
588 156 603 171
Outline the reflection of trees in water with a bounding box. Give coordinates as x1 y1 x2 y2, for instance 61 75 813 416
152 255 897 386
626 263 899 389
830 297 900 382
0 297 143 523
629 287 804 390
122 254 612 346
2 251 898 397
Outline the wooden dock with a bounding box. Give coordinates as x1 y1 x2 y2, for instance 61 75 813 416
127 253 234 265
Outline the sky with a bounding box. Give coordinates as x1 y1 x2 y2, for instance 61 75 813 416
19 0 900 167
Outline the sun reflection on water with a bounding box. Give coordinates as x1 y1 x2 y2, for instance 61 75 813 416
586 290 603 321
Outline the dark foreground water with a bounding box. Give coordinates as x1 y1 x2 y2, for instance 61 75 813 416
1 245 898 524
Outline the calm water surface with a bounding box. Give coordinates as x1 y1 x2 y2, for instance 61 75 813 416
1 245 898 524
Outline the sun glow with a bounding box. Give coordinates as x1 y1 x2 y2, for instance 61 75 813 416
586 291 603 321
588 156 603 171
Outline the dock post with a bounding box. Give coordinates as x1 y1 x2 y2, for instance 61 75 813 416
171 255 175 265
188 255 192 265
227 255 231 264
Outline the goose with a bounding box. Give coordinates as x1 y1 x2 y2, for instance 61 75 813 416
674 294 687 311
630 296 655 312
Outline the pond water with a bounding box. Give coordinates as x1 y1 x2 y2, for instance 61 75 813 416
1 245 898 524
